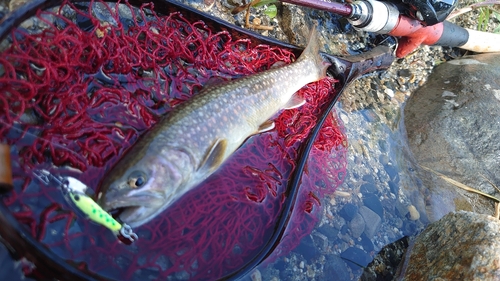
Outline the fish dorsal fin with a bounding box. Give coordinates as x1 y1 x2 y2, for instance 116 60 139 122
284 93 306 110
258 120 275 133
198 138 227 174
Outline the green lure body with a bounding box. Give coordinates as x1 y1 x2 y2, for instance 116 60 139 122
68 191 122 232
65 177 138 242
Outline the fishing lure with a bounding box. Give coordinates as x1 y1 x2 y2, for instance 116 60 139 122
33 170 138 243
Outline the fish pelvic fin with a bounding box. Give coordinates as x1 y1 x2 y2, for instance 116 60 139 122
297 25 331 80
198 138 227 174
257 120 275 133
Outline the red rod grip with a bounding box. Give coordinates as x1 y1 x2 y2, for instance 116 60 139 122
389 16 444 57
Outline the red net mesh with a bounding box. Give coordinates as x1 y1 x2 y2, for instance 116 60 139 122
0 1 347 279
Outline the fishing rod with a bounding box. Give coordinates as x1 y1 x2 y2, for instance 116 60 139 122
280 0 500 57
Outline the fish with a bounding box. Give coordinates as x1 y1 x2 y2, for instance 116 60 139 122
97 29 331 227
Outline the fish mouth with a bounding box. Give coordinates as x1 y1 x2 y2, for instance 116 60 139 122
101 193 163 211
100 193 165 227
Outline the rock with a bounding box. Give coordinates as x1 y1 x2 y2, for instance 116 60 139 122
398 211 500 280
388 181 398 194
359 233 374 252
339 203 358 221
407 205 420 221
294 234 317 261
401 220 418 236
362 174 375 183
359 206 381 239
317 224 339 241
348 213 365 238
340 247 371 271
324 255 351 281
404 53 500 220
250 269 262 281
362 194 384 218
362 236 410 281
383 164 399 182
333 216 346 230
360 183 377 195
312 232 330 252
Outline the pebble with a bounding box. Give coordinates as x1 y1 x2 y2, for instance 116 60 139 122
362 193 384 218
317 224 339 241
294 235 317 261
340 247 371 270
407 205 420 221
323 255 350 280
360 183 377 195
359 233 374 252
299 261 304 269
250 269 262 281
359 206 382 239
340 203 358 221
384 88 395 99
348 213 365 238
384 164 399 182
333 216 346 230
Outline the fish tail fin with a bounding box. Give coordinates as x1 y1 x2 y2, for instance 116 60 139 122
297 25 331 80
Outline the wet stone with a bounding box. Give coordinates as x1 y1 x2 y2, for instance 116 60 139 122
360 183 377 195
399 211 500 280
359 233 374 252
318 224 339 241
402 220 417 236
388 181 398 194
395 201 409 218
340 203 358 221
348 213 365 238
312 232 330 252
274 259 286 271
397 69 412 77
359 206 381 239
340 224 349 235
324 255 351 281
362 194 384 218
362 236 410 281
378 154 390 166
362 174 375 184
294 234 317 261
333 216 346 230
384 164 399 182
378 139 388 153
340 247 371 271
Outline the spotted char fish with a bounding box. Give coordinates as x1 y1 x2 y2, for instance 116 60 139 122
98 29 331 227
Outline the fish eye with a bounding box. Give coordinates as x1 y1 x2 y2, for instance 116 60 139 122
127 171 147 188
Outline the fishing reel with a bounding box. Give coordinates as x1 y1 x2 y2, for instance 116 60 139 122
349 0 458 31
398 0 458 25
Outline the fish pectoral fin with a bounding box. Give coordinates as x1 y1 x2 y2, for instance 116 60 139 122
198 138 227 173
257 120 275 133
284 94 306 110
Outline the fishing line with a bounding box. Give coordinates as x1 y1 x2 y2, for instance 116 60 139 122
0 118 90 168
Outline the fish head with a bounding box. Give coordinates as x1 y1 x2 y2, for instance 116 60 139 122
98 152 187 227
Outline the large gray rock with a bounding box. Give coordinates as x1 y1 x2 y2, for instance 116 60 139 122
404 53 500 219
397 211 500 280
